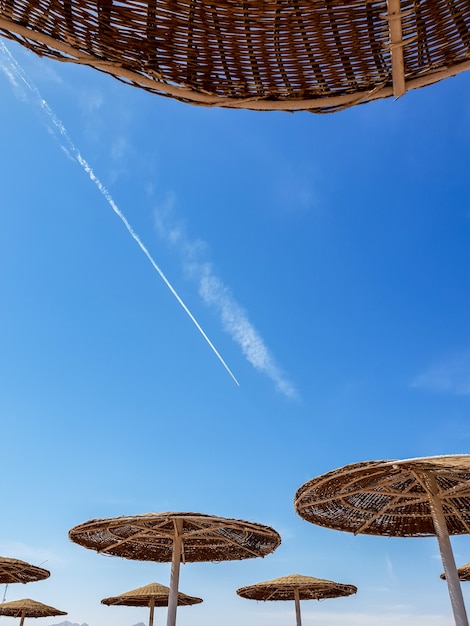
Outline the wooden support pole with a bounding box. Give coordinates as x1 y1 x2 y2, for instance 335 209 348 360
424 472 469 626
166 518 183 626
386 0 406 98
294 588 302 626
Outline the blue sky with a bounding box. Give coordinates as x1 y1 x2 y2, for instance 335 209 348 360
1 36 470 626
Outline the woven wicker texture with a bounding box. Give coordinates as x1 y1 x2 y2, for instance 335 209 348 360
294 455 470 537
69 512 281 562
441 563 470 581
0 557 50 584
102 582 203 607
0 599 67 618
237 574 357 601
1 0 469 112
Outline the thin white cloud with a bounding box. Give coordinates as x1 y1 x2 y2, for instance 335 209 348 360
411 352 470 395
154 205 297 398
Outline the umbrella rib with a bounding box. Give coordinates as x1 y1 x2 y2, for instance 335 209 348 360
100 527 164 554
352 477 420 534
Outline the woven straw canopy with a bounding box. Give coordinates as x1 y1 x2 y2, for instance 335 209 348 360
441 563 470 582
294 455 470 626
69 511 281 562
237 574 357 601
294 455 470 537
0 599 67 623
1 0 469 112
102 582 203 607
0 557 50 584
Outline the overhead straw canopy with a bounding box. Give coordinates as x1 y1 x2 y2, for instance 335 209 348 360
0 598 67 626
0 557 50 584
69 511 281 562
102 582 203 607
70 511 280 626
237 573 357 626
1 0 469 112
294 455 470 626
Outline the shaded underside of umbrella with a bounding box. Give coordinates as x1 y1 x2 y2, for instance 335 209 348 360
237 574 357 601
0 598 67 625
69 511 281 562
0 557 50 584
441 563 470 582
237 573 357 626
1 0 469 113
294 455 470 537
102 582 203 607
294 454 470 626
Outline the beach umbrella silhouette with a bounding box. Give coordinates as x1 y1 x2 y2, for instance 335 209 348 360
441 563 470 582
237 573 357 626
0 598 66 626
69 511 280 626
0 0 469 112
294 455 470 626
102 581 202 626
0 557 50 584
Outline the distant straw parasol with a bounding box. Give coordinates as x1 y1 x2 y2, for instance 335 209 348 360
102 582 203 626
1 0 469 112
0 557 50 584
0 598 67 626
69 511 281 626
294 455 470 626
441 563 470 582
237 573 357 626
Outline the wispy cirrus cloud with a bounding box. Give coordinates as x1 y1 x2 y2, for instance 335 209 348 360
154 201 297 398
411 352 470 395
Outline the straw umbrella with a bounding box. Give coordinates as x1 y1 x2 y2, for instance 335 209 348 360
102 582 202 626
69 511 281 626
1 0 469 112
0 558 50 584
237 574 357 626
441 564 470 582
0 598 66 626
294 455 470 626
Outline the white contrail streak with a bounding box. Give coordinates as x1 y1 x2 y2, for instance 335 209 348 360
0 42 239 386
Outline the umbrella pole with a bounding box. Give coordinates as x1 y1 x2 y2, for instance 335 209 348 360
19 610 26 626
425 472 469 626
149 597 155 626
166 518 183 626
294 588 302 626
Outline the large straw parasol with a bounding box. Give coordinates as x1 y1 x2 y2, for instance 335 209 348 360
294 455 470 626
0 0 469 112
69 511 281 626
0 598 67 626
237 573 357 626
0 558 50 584
102 581 203 626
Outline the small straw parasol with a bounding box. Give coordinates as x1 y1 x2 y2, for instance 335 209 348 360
0 598 67 626
237 573 357 626
69 511 281 626
1 0 469 112
294 455 470 626
441 563 470 582
102 582 203 626
0 558 50 584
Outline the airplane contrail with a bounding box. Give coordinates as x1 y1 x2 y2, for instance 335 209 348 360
0 41 240 386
